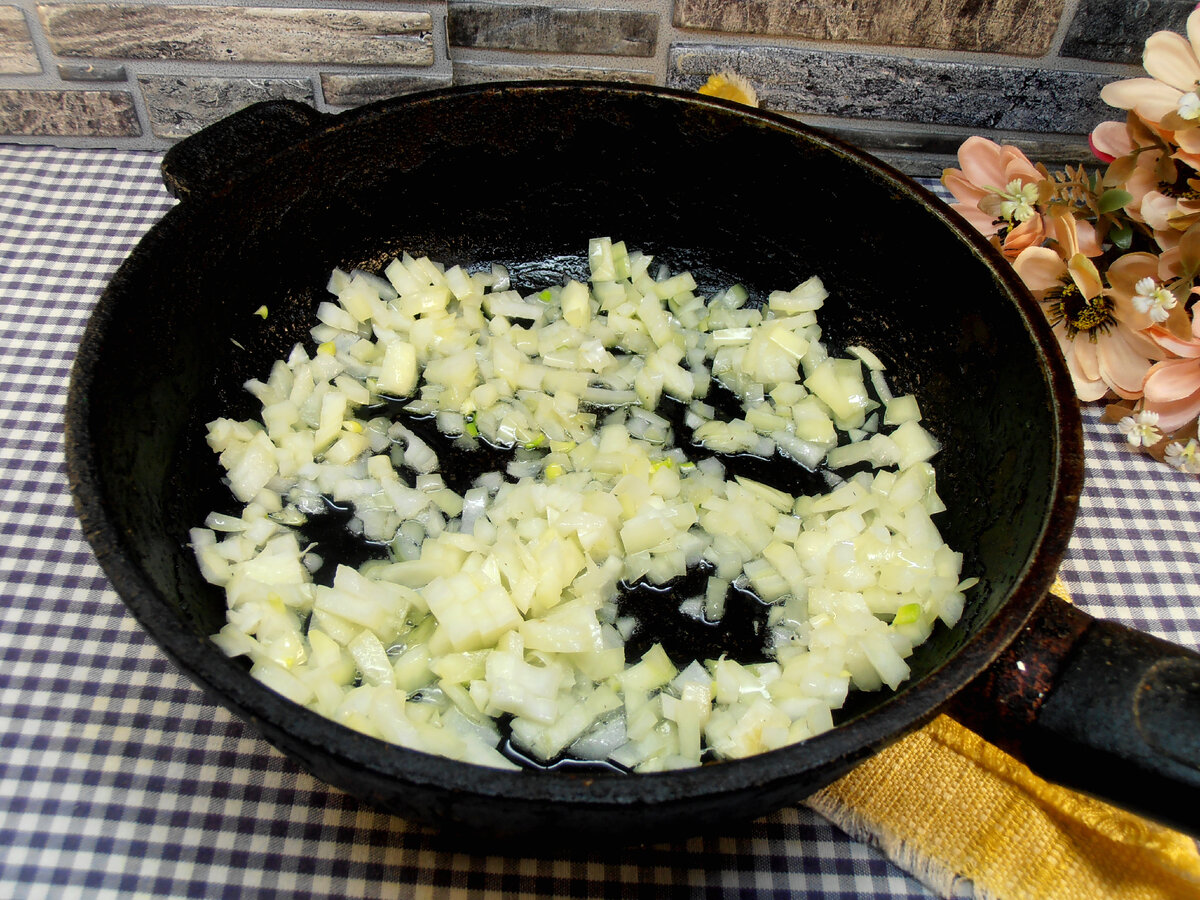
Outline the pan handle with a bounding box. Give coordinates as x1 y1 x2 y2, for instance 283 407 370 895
947 593 1200 836
160 100 333 202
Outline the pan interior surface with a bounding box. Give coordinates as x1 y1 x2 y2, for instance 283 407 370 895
68 84 1074 838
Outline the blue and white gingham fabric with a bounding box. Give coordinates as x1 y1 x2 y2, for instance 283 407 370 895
0 144 1196 900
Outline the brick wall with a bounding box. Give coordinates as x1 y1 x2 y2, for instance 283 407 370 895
0 0 1185 175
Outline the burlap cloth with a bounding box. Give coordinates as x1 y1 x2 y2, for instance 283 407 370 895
805 578 1200 899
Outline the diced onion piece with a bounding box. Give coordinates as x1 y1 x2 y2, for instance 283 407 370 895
884 394 922 425
767 276 828 313
846 345 886 371
804 358 871 428
891 419 941 469
589 237 616 281
379 341 418 397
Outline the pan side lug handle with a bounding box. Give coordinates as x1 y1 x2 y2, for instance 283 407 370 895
947 594 1200 837
160 100 333 203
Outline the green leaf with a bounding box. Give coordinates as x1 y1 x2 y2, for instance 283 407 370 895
1097 189 1133 214
1109 223 1133 250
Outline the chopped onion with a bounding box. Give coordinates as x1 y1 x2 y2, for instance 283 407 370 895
194 238 969 774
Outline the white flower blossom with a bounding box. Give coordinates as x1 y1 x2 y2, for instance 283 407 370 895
1117 410 1162 447
1131 277 1178 324
1179 90 1200 121
1165 438 1200 474
996 179 1039 223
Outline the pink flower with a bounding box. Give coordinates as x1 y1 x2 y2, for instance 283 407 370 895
1106 253 1188 338
942 137 1040 241
1099 10 1200 170
1139 188 1200 253
1089 118 1166 226
942 136 1100 260
1101 11 1200 130
1090 128 1118 164
1087 115 1200 260
1142 310 1200 431
1013 236 1162 401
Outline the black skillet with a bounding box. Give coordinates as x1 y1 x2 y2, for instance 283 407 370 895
64 83 1200 843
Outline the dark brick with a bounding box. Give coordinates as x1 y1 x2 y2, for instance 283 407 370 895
321 73 453 108
451 61 655 86
669 43 1114 135
1061 0 1193 64
448 3 656 57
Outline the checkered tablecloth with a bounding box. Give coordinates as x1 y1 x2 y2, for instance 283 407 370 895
1 144 1197 900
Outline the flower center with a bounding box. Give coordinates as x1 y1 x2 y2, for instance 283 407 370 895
1156 182 1200 200
1042 279 1114 340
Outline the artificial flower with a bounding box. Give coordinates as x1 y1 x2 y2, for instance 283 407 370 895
942 137 1101 260
697 71 758 107
1089 118 1164 226
1090 119 1129 164
1130 276 1178 322
1117 410 1163 446
943 137 1040 230
1141 311 1200 431
1089 112 1200 262
1099 8 1200 166
945 15 1200 472
1165 437 1200 473
1012 230 1160 401
1105 253 1191 338
1140 190 1200 251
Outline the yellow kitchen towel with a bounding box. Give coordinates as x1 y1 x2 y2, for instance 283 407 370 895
806 580 1200 900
